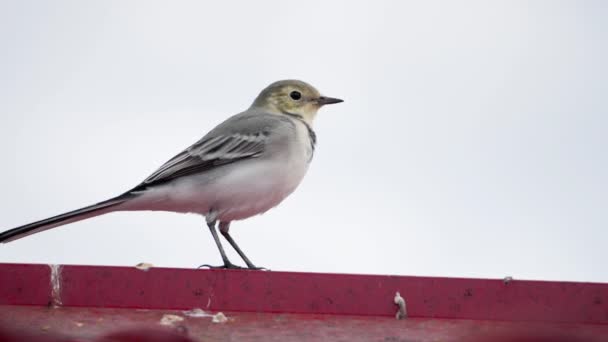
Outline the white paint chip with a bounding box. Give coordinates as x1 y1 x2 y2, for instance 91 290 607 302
135 262 154 271
49 264 62 306
183 308 212 318
212 312 228 323
159 314 184 326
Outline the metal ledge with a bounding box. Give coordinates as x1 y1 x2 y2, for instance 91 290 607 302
1 263 607 341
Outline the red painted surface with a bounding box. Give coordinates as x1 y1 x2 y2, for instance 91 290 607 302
2 263 606 323
1 305 607 342
0 263 51 306
0 263 607 341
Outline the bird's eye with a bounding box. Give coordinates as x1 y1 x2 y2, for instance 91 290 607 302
290 91 302 100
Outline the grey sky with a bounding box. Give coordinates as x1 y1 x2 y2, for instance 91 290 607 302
0 1 606 282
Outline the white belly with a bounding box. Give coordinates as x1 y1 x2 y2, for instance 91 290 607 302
126 151 310 221
206 157 310 221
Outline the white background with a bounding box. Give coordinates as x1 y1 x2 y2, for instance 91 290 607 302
0 1 606 282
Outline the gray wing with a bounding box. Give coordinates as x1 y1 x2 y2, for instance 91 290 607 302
131 112 291 191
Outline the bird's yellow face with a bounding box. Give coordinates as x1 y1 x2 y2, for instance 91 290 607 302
251 80 343 124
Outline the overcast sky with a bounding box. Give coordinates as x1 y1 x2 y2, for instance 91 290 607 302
0 1 606 282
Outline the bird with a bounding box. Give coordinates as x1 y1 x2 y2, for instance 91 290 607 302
0 80 343 269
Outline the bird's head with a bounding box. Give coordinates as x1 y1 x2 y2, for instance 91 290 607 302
250 80 343 124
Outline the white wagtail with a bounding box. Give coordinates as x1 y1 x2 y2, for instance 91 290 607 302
0 80 343 269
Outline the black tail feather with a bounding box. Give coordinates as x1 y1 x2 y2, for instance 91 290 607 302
0 194 134 243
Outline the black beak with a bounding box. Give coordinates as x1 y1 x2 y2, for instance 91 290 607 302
317 96 344 105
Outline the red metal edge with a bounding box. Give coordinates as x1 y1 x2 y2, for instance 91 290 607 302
0 263 51 306
0 263 607 325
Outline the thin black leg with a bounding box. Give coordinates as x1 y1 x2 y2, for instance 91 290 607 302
199 219 243 269
219 221 265 270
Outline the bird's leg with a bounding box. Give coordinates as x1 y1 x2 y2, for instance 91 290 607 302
219 221 266 270
199 217 243 269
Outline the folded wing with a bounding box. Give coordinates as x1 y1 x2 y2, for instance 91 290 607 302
136 132 269 190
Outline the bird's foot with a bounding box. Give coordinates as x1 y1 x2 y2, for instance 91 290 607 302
198 263 247 270
198 262 245 270
198 263 268 271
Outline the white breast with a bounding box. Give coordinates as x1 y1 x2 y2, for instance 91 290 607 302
213 120 313 221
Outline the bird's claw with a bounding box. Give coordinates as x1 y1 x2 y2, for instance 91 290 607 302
198 263 244 270
197 263 268 271
248 266 270 271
